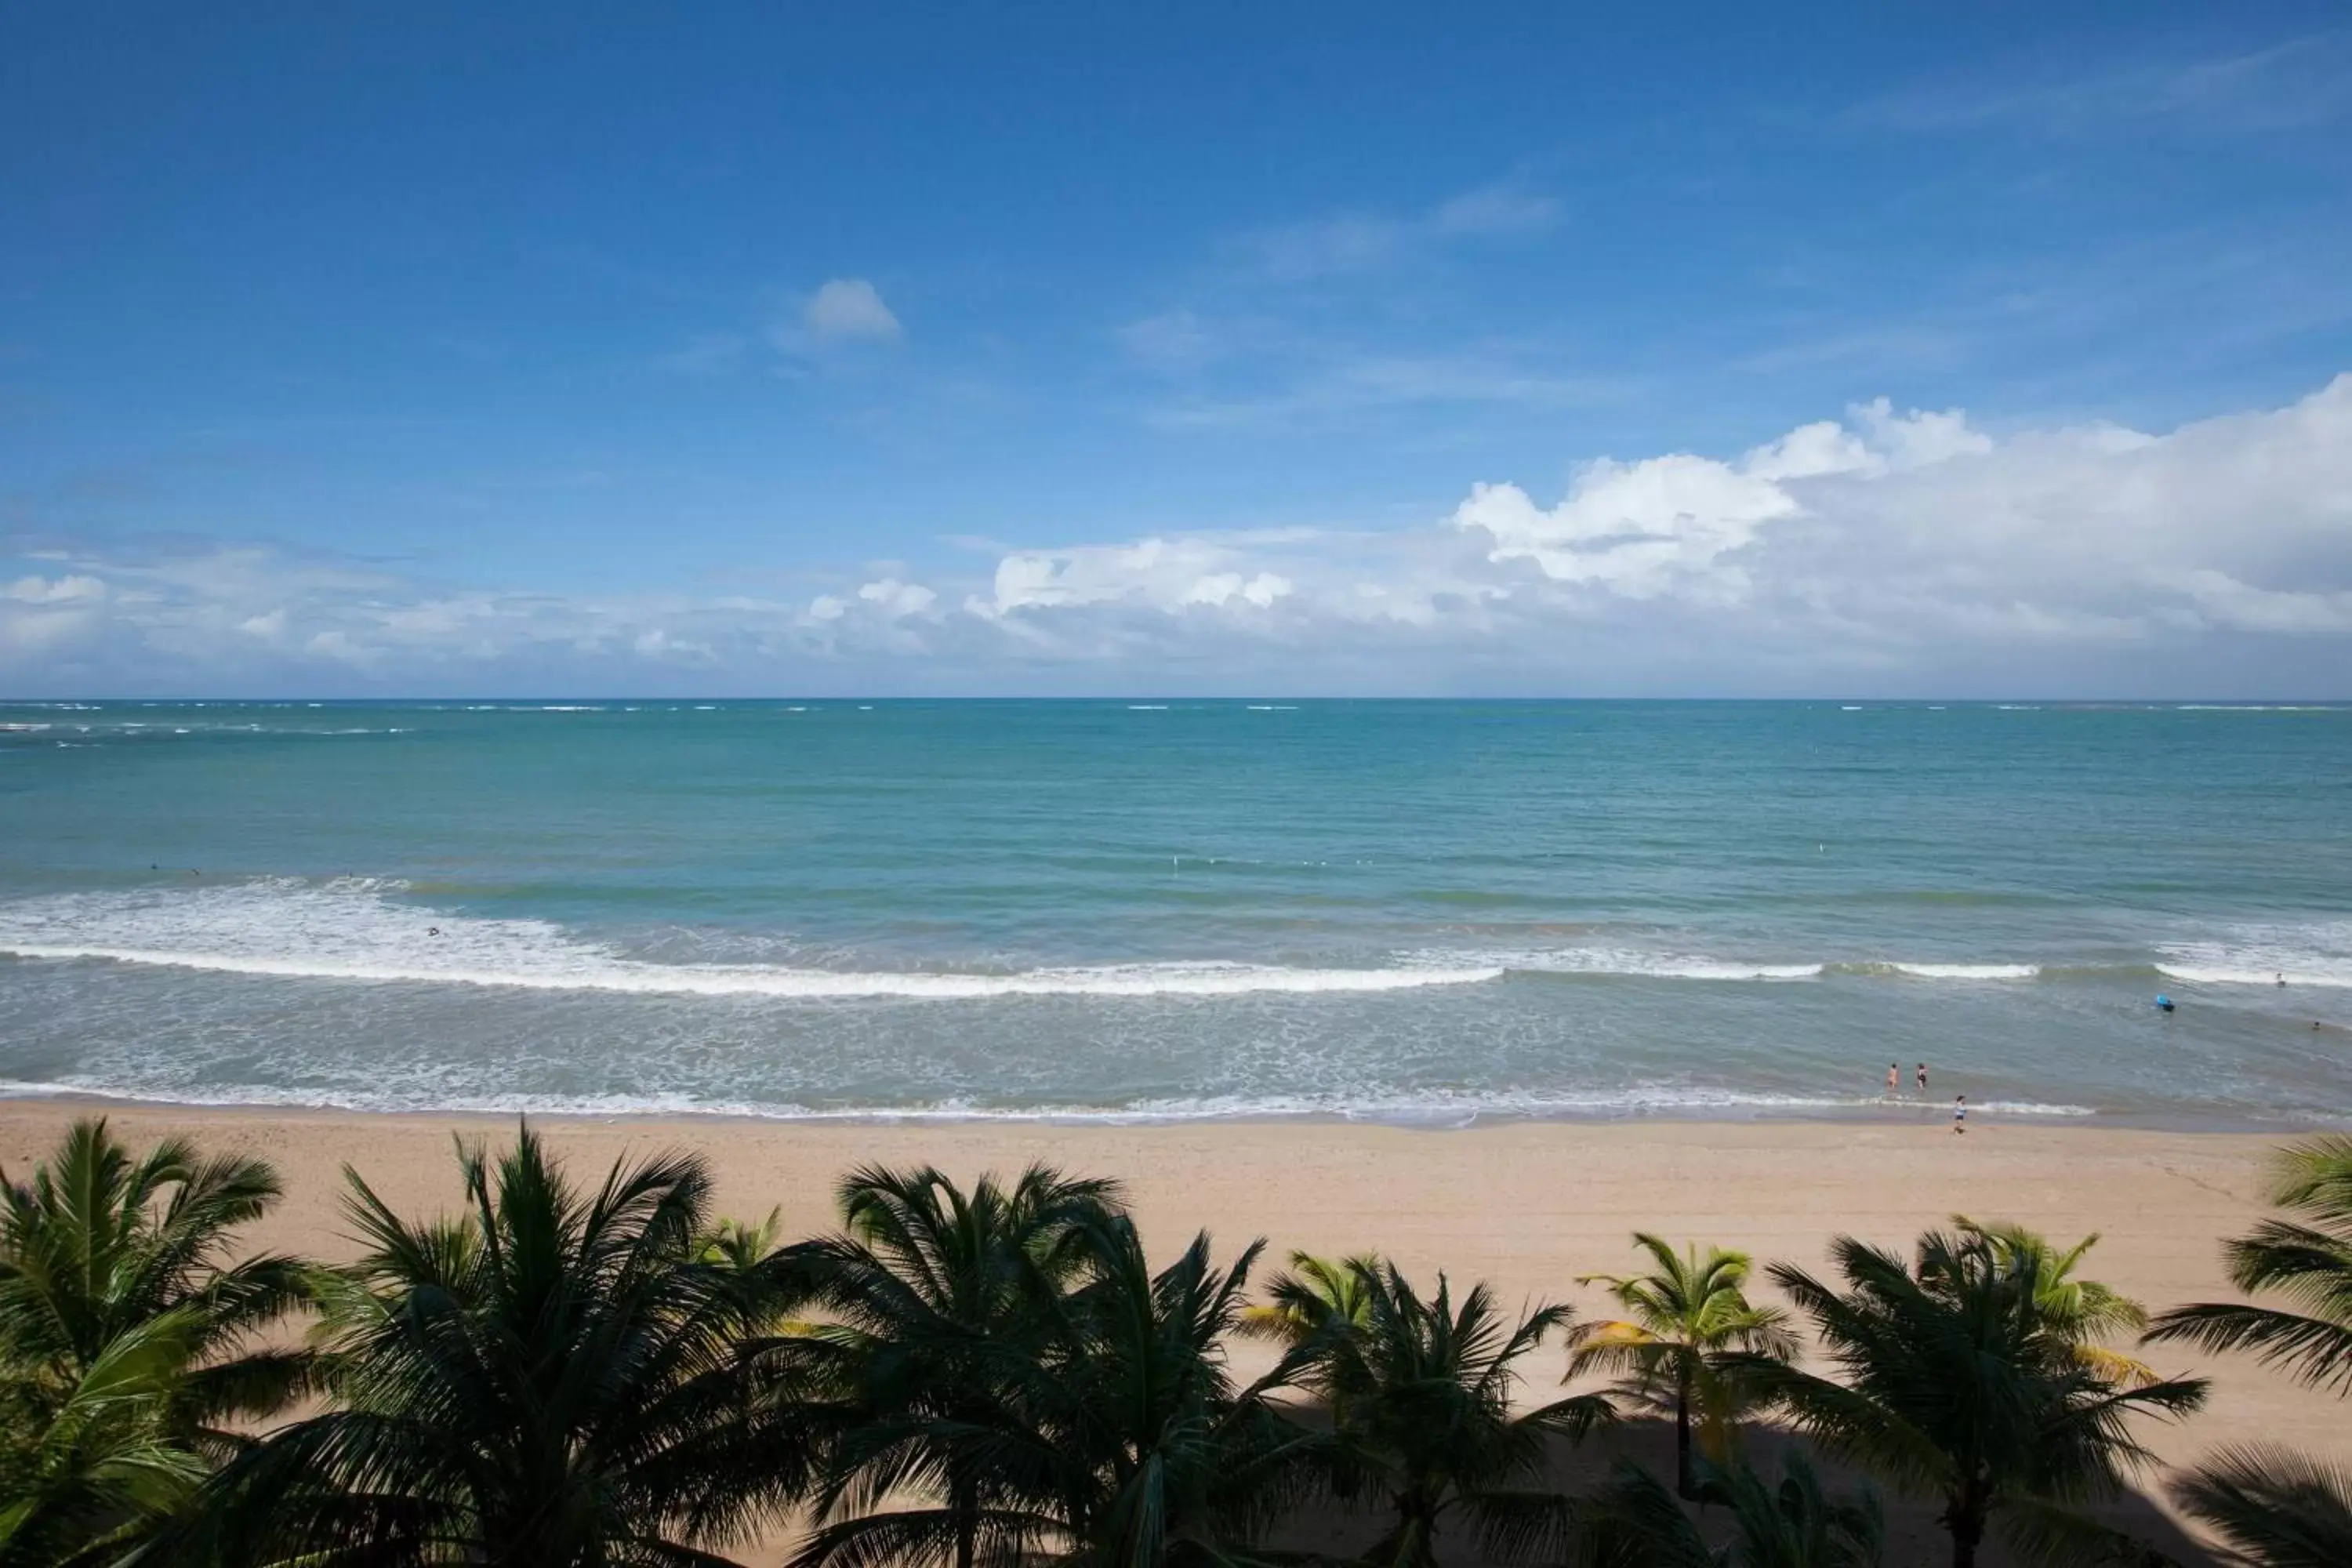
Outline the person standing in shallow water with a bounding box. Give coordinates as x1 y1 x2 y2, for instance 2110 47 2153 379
1886 1063 1900 1096
1916 1062 1929 1094
1953 1094 1967 1135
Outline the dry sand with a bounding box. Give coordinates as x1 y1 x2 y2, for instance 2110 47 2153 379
5 1099 2343 1563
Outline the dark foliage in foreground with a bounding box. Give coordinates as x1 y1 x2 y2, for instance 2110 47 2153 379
1729 1229 2206 1568
190 1127 829 1566
1 1116 2336 1568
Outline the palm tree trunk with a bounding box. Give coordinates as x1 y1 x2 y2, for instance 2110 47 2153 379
1947 1487 1986 1568
1674 1377 1695 1499
955 1472 976 1568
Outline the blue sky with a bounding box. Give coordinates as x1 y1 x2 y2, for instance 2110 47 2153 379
4 5 2350 695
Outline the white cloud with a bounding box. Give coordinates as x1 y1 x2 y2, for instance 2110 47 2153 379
4 574 106 604
7 376 2350 696
1453 397 1997 598
804 278 902 343
856 578 937 619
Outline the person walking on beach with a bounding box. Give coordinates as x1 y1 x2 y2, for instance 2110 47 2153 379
1916 1062 1929 1093
1886 1063 1900 1096
1953 1094 1967 1135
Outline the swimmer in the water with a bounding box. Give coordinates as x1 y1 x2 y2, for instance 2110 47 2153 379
427 927 441 937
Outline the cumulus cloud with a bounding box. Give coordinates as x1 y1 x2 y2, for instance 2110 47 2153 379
1452 398 1994 599
6 376 2350 695
803 278 902 343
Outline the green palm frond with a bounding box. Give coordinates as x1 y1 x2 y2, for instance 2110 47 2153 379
1274 1257 1603 1568
195 1120 824 1567
0 1117 318 1561
0 1308 212 1567
2147 1138 2352 1396
0 1118 315 1439
1240 1251 1382 1345
2170 1443 2352 1567
1571 1234 1795 1494
1735 1226 2204 1568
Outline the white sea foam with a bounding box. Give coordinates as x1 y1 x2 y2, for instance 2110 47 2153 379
0 880 1500 1000
1418 949 2049 982
1410 947 1823 981
1867 961 2040 981
0 1076 2101 1124
2157 920 2352 989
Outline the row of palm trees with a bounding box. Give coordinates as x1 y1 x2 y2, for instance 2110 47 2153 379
2 1119 2349 1568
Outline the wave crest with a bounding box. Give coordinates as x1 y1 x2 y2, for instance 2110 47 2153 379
0 880 1497 999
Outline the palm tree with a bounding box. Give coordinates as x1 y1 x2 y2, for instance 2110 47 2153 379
2169 1444 2352 1567
1240 1251 1381 1345
793 1207 1318 1568
1955 1219 2158 1388
195 1123 825 1567
2146 1138 2352 1564
0 1117 314 1455
797 1164 1125 1568
1291 1258 1613 1568
1577 1450 1883 1568
2146 1135 2352 1393
1732 1229 2207 1568
0 1310 210 1568
1048 1215 1324 1568
1570 1235 1798 1497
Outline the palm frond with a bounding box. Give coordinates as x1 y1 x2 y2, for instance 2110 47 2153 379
2172 1443 2352 1567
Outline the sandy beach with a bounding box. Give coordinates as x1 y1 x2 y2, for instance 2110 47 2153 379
4 1098 2344 1561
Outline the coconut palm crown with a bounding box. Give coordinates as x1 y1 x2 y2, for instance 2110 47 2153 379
2147 1138 2352 1566
1730 1228 2206 1568
796 1207 1321 1568
193 1123 823 1567
2146 1135 2352 1393
1289 1258 1613 1568
1570 1235 1798 1497
0 1116 314 1451
796 1163 1127 1568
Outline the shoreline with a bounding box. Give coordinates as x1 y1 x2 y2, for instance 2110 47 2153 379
0 1085 2332 1137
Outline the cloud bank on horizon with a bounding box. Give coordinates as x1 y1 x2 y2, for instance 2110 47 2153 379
5 11 2350 699
8 373 2350 698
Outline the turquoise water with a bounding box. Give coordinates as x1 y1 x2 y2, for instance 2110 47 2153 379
2 699 2349 1127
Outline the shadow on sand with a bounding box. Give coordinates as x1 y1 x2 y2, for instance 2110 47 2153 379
1266 1411 2215 1566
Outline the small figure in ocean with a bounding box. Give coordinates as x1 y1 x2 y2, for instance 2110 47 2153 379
427 927 441 937
2155 995 2176 1012
1886 1062 1900 1096
1916 1062 1929 1094
2278 973 2288 987
1953 1094 1967 1135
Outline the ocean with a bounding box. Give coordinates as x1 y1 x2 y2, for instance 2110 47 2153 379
2 699 2347 1129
